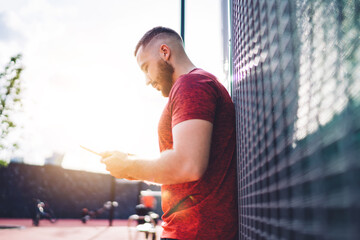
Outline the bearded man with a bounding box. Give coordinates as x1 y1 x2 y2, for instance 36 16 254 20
101 26 238 240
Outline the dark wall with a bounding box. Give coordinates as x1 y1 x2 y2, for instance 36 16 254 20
0 163 161 219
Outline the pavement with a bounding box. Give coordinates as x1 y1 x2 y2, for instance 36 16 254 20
0 218 163 240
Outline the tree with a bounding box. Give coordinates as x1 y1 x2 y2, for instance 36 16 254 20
0 54 23 166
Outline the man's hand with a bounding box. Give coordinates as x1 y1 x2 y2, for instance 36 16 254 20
100 151 132 179
98 119 213 184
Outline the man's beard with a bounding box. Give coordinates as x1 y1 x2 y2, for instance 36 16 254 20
157 59 175 97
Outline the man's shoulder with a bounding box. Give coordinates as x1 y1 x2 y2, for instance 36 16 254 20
190 68 217 81
178 68 217 83
170 76 216 101
173 69 218 91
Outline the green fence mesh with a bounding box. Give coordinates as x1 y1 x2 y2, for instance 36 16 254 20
231 0 360 239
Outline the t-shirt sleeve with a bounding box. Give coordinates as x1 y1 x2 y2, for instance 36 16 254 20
169 77 217 128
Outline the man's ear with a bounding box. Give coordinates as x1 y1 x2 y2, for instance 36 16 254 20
159 44 171 61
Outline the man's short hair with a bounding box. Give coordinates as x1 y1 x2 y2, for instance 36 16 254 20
134 26 183 56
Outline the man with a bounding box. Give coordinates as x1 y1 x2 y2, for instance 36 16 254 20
101 26 238 239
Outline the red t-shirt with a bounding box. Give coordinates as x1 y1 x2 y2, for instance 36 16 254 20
158 68 238 239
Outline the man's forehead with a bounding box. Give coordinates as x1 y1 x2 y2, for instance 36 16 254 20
136 45 154 70
136 41 159 64
136 46 146 64
136 35 173 66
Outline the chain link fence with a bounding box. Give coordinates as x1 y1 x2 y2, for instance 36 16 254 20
231 0 360 239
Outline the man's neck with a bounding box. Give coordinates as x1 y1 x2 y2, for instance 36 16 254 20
172 62 196 83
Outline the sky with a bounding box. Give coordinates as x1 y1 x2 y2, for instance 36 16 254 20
0 0 226 173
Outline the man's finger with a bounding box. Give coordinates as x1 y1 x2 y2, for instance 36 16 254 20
80 145 102 156
99 151 113 158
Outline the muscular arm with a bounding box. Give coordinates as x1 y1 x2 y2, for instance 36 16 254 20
101 119 213 185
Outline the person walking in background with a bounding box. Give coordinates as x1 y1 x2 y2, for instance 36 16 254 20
101 26 238 240
141 189 157 212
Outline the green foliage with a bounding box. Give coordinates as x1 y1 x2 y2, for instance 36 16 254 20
0 159 9 168
0 54 23 161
